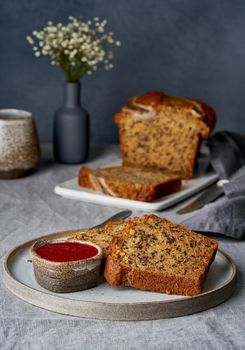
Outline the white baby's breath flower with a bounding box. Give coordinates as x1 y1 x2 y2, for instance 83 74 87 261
27 16 121 81
107 37 114 44
61 41 68 48
26 36 34 45
108 51 113 59
97 26 104 33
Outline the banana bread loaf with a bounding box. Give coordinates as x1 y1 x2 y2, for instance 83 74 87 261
115 91 216 179
79 165 181 201
104 215 218 296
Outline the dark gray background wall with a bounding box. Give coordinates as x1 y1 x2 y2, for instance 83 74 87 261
1 0 245 144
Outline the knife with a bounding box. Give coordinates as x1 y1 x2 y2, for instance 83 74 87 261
177 179 229 214
89 210 132 229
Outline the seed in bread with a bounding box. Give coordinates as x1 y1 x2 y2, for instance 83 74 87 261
104 215 218 296
79 165 181 201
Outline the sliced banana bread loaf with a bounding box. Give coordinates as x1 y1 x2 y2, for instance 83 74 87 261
79 166 181 201
69 220 127 257
115 91 216 179
104 215 218 296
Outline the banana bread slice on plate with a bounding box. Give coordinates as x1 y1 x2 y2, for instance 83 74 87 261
104 215 218 296
79 166 181 202
68 220 128 257
115 91 216 179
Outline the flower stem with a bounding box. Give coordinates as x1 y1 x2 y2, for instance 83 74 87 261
59 54 90 82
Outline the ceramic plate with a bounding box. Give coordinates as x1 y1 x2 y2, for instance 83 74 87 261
54 172 219 211
3 230 236 320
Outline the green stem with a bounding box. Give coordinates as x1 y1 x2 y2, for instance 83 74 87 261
59 54 90 82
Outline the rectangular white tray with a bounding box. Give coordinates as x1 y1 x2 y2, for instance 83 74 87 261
54 171 219 211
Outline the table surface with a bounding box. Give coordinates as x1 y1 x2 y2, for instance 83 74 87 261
0 145 244 350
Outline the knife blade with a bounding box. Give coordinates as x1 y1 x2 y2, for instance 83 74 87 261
177 179 229 214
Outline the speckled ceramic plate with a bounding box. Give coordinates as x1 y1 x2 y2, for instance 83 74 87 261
3 230 236 321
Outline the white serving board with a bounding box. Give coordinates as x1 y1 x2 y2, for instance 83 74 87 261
54 172 219 211
3 231 236 320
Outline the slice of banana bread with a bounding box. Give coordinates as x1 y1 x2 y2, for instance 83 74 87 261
69 220 128 257
115 91 216 179
104 215 218 296
79 166 181 202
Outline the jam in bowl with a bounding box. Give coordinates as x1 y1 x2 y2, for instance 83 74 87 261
30 239 103 293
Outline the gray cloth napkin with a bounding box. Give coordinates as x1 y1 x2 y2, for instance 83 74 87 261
180 131 245 240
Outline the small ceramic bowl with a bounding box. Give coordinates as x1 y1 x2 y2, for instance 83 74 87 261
30 239 103 293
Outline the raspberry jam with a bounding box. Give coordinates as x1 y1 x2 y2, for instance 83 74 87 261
35 242 98 262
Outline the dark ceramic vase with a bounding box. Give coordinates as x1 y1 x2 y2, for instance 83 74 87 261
53 82 89 164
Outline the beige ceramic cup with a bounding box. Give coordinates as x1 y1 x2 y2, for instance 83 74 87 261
0 109 40 179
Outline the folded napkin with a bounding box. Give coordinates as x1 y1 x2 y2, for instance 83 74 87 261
180 131 245 240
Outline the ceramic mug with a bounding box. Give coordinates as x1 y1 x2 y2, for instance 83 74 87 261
0 109 41 179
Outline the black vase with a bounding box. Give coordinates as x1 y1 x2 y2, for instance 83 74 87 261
53 82 89 164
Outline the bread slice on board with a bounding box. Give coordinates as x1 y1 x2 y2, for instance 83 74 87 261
104 215 218 296
114 91 216 179
79 166 181 202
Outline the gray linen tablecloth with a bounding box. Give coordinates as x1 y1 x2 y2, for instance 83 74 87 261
0 145 244 350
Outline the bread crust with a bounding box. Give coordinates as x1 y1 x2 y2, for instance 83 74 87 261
78 167 99 191
104 215 218 296
104 257 204 295
115 91 216 137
